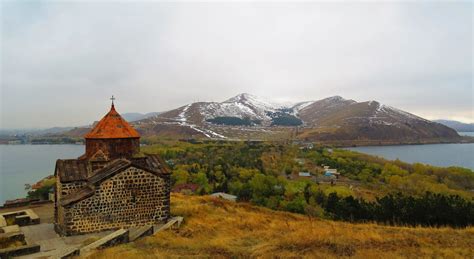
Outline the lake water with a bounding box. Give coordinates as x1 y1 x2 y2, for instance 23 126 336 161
0 144 84 205
346 143 474 170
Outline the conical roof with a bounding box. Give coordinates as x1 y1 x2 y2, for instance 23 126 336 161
84 104 140 139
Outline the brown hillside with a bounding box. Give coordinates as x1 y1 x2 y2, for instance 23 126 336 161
86 193 474 258
298 100 460 142
297 96 356 125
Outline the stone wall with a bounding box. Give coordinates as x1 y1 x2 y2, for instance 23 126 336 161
56 180 87 229
85 138 140 160
59 181 87 197
59 167 170 235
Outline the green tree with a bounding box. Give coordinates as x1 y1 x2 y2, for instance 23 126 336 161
172 169 190 185
191 171 212 194
285 194 307 214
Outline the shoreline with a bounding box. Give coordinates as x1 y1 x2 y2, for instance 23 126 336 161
1 135 473 148
330 141 474 148
310 137 474 148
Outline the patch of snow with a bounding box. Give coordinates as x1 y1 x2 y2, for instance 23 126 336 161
199 102 258 120
185 124 227 139
172 103 227 139
224 93 283 111
188 125 210 138
177 104 190 123
376 103 384 113
205 128 226 138
292 101 315 113
325 96 345 102
197 93 288 122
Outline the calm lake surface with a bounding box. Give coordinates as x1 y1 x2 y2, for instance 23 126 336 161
0 144 84 205
346 143 474 170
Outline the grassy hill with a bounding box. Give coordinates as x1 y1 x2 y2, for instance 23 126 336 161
86 193 473 258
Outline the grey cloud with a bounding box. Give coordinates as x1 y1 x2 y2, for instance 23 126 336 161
1 1 472 128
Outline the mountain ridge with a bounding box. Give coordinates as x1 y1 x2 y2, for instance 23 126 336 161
20 93 463 144
133 93 461 143
434 120 474 132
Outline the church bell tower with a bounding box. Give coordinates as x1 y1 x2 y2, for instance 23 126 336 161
83 96 140 161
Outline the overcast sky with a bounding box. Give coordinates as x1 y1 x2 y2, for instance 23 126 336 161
1 1 472 128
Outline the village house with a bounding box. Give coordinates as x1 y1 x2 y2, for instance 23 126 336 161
298 172 311 177
54 98 171 236
323 166 340 179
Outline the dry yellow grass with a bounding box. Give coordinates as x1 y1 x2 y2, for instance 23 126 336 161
86 193 474 258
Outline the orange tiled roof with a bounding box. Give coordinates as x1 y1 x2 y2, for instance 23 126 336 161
84 104 140 139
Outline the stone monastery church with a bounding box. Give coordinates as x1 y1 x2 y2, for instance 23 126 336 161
54 99 170 236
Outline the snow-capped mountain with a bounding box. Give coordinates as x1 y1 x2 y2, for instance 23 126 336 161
296 96 430 127
134 93 460 142
145 93 286 126
201 93 283 122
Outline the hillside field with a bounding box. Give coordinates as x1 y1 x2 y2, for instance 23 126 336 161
86 193 474 258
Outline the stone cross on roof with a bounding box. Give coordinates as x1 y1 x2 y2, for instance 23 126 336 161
110 95 116 106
